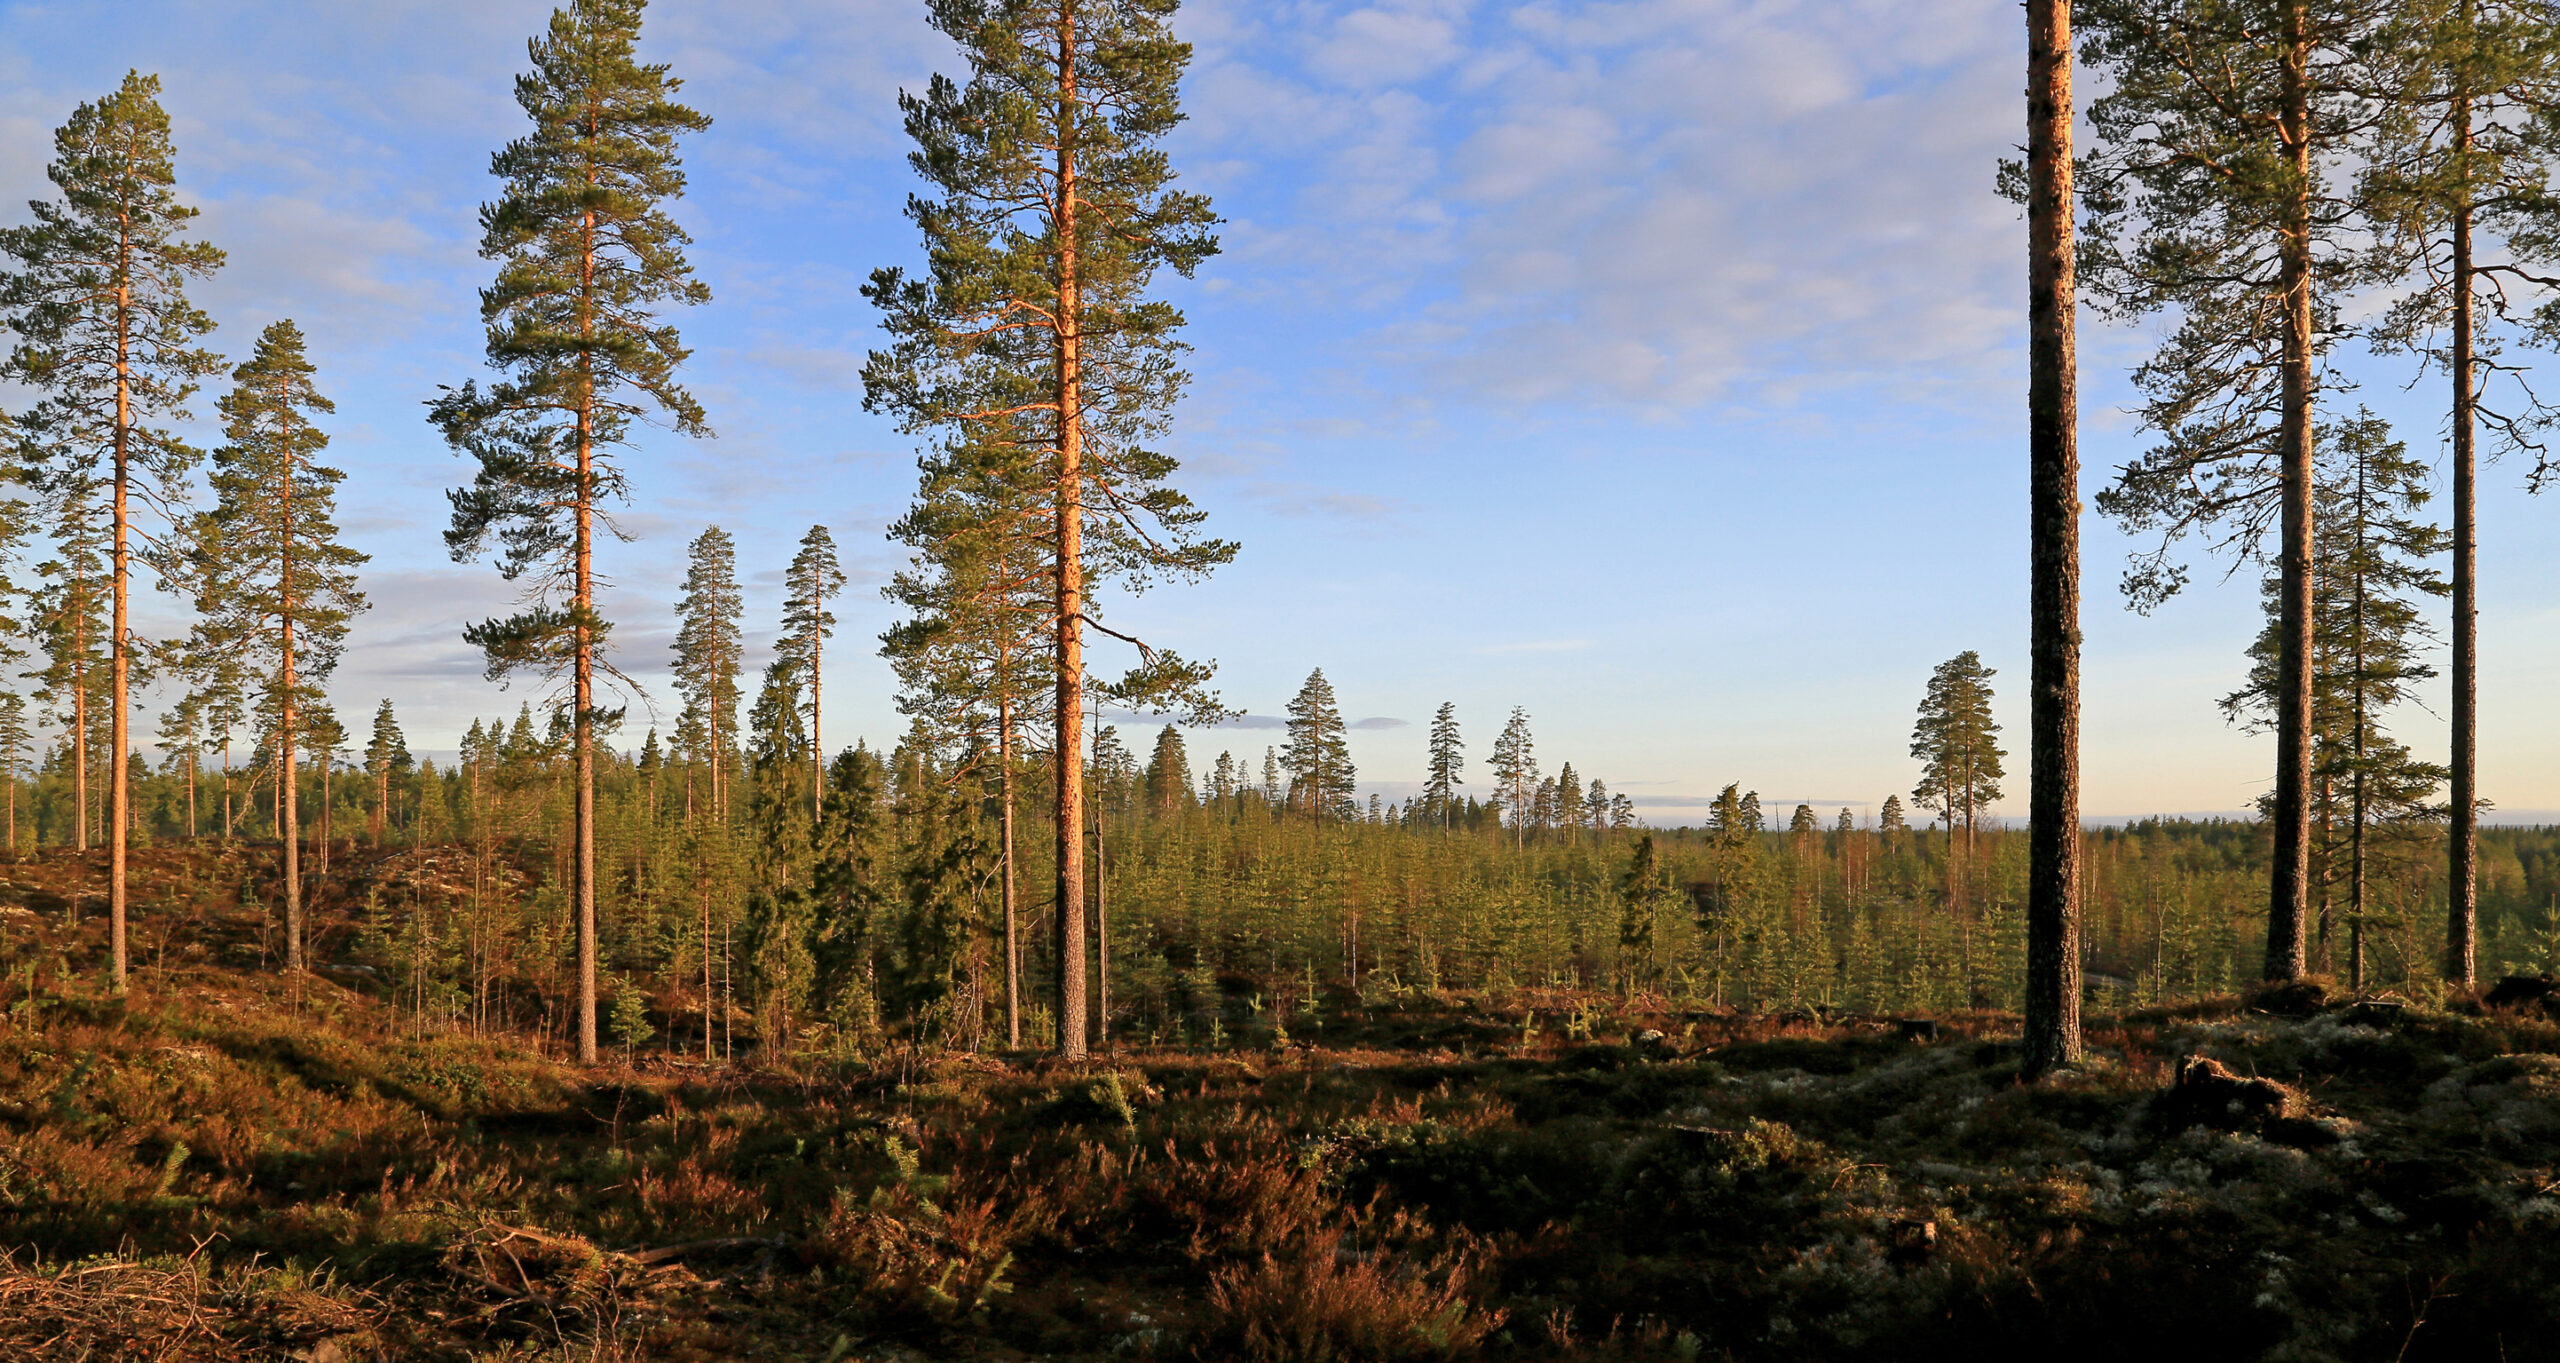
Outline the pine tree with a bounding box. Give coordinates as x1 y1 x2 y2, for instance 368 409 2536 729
879 424 1054 1047
2361 0 2560 985
366 699 412 844
1282 668 1355 821
670 527 742 818
1880 794 1910 852
190 320 367 971
1911 652 2006 868
1555 761 1584 838
0 71 225 990
1491 707 1537 851
2222 413 2449 985
434 0 710 1064
1789 802 1820 853
1425 702 1464 828
779 525 845 824
865 0 1232 1058
27 480 108 852
0 693 28 854
2024 0 2085 1072
1145 724 1192 816
2079 0 2389 980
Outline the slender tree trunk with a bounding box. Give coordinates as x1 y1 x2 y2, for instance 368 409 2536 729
2352 553 2369 992
811 623 824 826
282 607 301 971
2447 75 2479 987
2264 0 2316 982
1095 769 1109 1052
1052 7 1090 1060
571 210 600 1065
109 273 133 995
702 873 714 1061
72 608 87 855
1000 690 1020 1047
2017 0 2078 1086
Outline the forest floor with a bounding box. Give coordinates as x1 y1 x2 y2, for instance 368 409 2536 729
2 845 2559 1362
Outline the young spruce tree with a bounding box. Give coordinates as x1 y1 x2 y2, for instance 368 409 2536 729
435 0 710 1064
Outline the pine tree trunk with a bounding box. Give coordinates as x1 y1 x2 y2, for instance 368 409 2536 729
2264 0 2316 982
1095 787 1109 1052
2352 564 2369 992
2026 0 2086 1077
572 209 600 1066
1001 690 1020 1048
72 602 87 855
282 600 301 972
811 623 824 826
109 262 133 994
1052 6 1091 1061
2447 74 2479 988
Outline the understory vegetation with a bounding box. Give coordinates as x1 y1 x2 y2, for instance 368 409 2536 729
4 848 2559 1362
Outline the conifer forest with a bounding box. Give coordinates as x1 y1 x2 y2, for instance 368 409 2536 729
5 2 2560 1361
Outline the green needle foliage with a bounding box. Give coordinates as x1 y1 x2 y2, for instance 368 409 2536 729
779 526 846 821
1910 651 2005 861
2223 412 2451 982
1491 708 1537 849
0 70 224 991
434 0 709 1064
866 0 1233 1056
190 320 367 972
2078 0 2398 981
365 700 412 845
1283 669 1356 822
671 527 743 818
1425 703 1465 829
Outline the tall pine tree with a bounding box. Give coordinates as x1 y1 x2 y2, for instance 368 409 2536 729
865 0 1232 1058
670 527 742 818
434 0 710 1063
2024 0 2085 1074
2362 0 2560 985
1425 701 1464 828
779 524 845 824
0 71 224 991
2079 0 2388 980
2222 413 2449 985
190 320 366 971
1282 668 1355 821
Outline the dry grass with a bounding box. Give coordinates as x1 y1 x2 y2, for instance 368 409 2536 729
4 855 2560 1360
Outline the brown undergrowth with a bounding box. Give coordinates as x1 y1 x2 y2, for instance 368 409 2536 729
3 862 2560 1360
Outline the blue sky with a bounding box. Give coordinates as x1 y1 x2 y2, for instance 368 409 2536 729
1 0 2555 823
